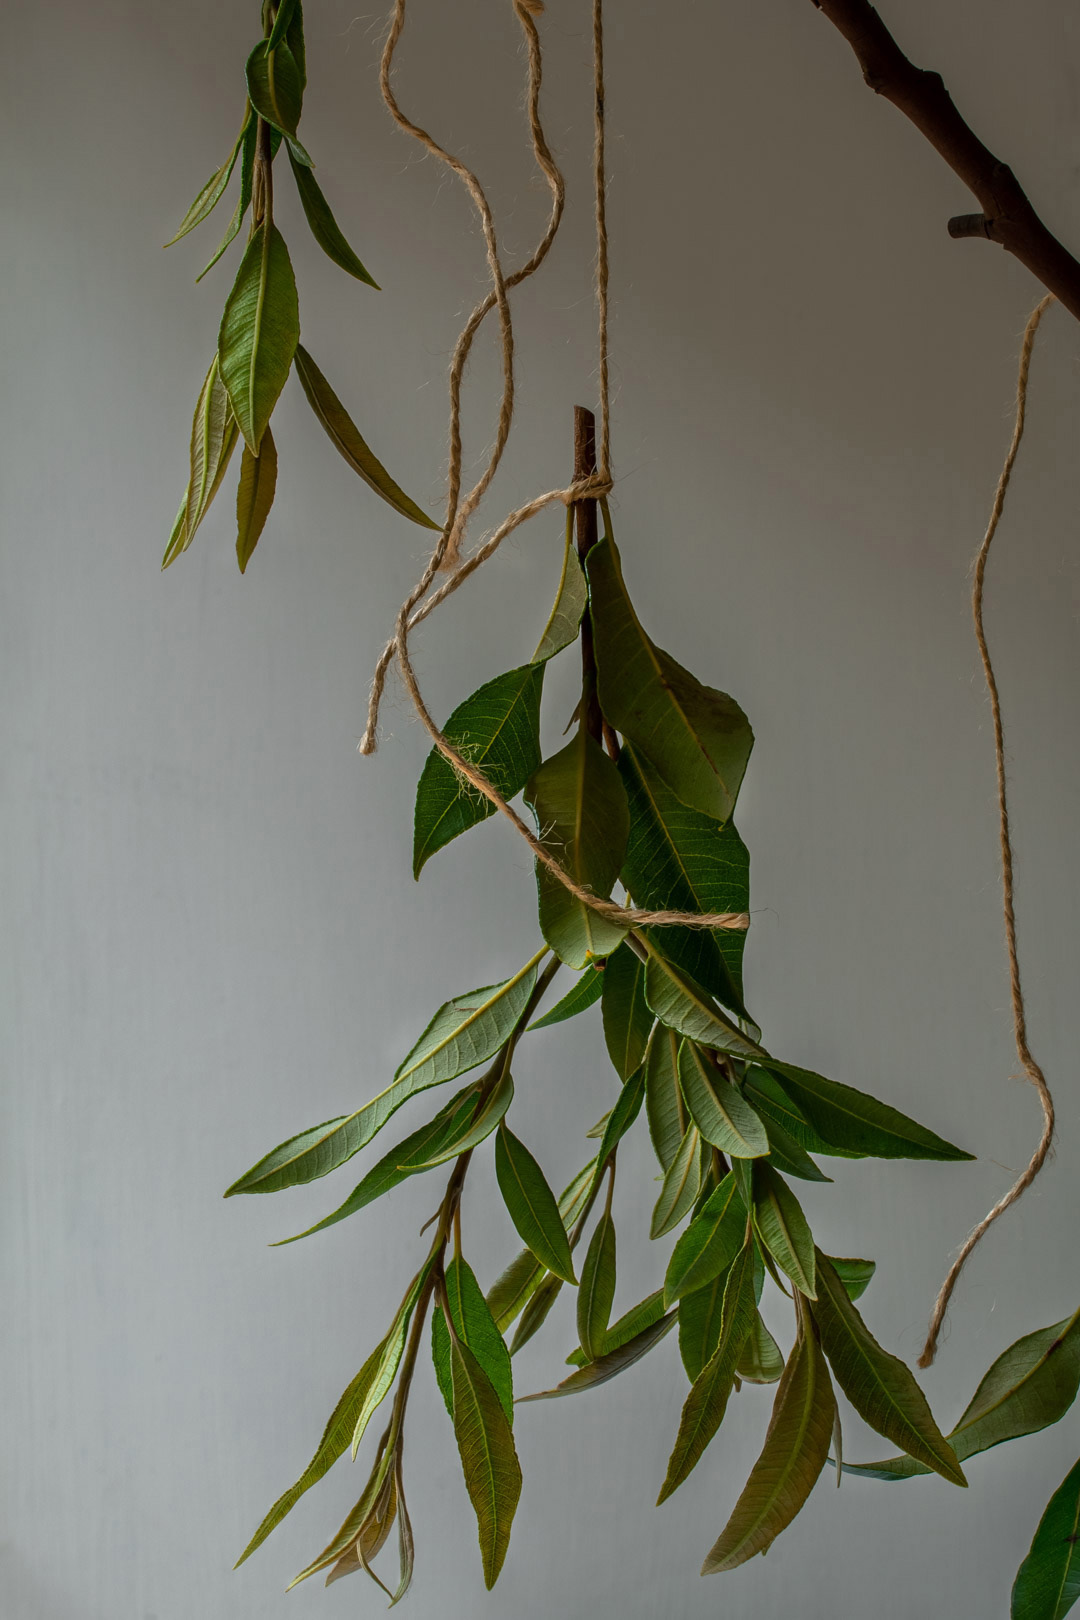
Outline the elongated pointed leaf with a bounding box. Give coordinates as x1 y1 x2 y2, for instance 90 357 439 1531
165 111 250 246
587 536 753 821
659 1240 757 1500
829 1256 876 1302
645 1025 688 1171
577 1213 617 1361
412 662 543 876
1012 1455 1080 1620
759 1106 831 1182
487 1160 596 1332
351 1270 427 1457
589 1064 645 1194
495 1125 576 1283
218 221 299 452
664 1173 747 1307
651 1123 705 1239
162 497 188 570
529 964 603 1030
519 1310 676 1401
226 953 542 1194
432 1257 514 1422
601 942 653 1079
737 1312 785 1384
245 33 303 138
450 1338 522 1588
285 0 306 90
234 1331 392 1565
812 1251 965 1485
744 1066 863 1159
509 1272 563 1354
288 1439 395 1589
293 345 438 529
235 425 277 572
323 1469 398 1586
196 115 264 281
846 1306 1080 1481
567 1290 666 1367
525 729 629 968
678 1041 768 1159
273 1084 482 1243
410 1066 513 1169
265 0 298 52
532 513 587 661
642 943 763 1061
286 146 378 285
619 743 750 1008
702 1321 836 1571
753 1163 816 1297
175 354 240 558
767 1061 973 1162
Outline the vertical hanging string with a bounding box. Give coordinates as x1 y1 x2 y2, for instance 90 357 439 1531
919 293 1057 1368
592 0 611 481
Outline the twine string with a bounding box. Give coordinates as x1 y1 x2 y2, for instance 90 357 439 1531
919 293 1057 1368
361 0 749 936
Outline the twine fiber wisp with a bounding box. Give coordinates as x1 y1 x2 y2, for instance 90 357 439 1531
919 294 1057 1368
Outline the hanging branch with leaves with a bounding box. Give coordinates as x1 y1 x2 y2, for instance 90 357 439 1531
158 0 1078 1612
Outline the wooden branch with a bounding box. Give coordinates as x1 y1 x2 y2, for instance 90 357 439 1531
573 405 605 747
811 0 1080 322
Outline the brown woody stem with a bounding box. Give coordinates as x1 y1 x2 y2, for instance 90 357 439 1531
573 406 605 746
812 0 1080 321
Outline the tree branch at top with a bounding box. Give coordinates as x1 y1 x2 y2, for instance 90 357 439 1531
811 0 1080 322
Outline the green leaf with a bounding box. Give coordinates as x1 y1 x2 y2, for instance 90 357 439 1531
323 1468 398 1586
812 1251 965 1485
495 1125 577 1284
234 1331 392 1565
846 1306 1080 1481
235 425 277 573
566 1290 666 1368
287 1436 396 1588
642 942 763 1061
528 964 604 1030
265 0 298 53
487 1160 595 1332
170 355 240 565
524 729 629 968
165 111 250 246
285 0 306 91
737 1312 785 1384
619 743 750 1008
450 1337 523 1589
351 1269 428 1457
760 1106 830 1181
645 1025 688 1171
589 1063 645 1194
432 1257 514 1423
217 221 299 453
677 1041 768 1159
196 116 265 281
752 1162 816 1297
651 1123 705 1239
664 1173 747 1307
509 1272 563 1354
412 662 544 877
408 1065 514 1169
225 952 542 1194
273 1083 482 1243
577 1212 617 1361
767 1061 974 1162
743 1066 863 1160
702 1318 836 1572
679 1268 730 1383
532 513 587 662
1012 1455 1080 1620
519 1310 676 1401
291 345 437 526
658 1240 757 1501
286 147 378 286
829 1256 876 1302
601 942 653 1079
245 33 304 139
587 535 753 821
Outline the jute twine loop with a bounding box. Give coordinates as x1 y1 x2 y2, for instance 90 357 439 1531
919 293 1057 1368
360 0 749 937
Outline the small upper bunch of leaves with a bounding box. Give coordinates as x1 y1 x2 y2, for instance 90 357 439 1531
225 498 979 1600
163 0 436 574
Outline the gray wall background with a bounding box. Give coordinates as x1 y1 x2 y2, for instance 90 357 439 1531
4 2 1079 1616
